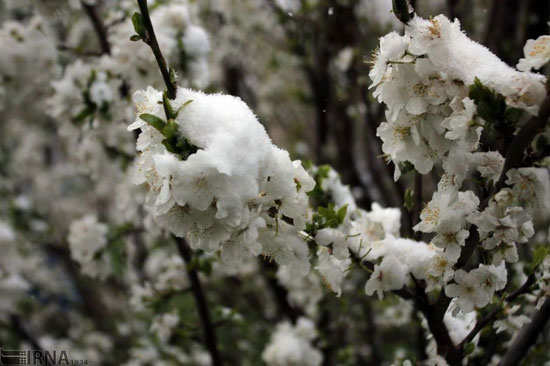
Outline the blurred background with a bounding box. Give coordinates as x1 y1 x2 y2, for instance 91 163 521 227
0 0 549 365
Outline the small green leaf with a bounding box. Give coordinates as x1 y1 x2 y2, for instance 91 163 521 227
162 120 178 139
463 342 475 356
130 34 142 42
400 161 415 175
404 188 414 212
336 204 348 226
131 12 146 37
533 245 549 268
140 113 166 132
163 92 176 119
73 106 94 123
468 77 506 124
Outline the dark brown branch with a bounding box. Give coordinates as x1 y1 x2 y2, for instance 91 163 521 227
498 297 550 366
412 172 422 241
176 238 223 366
259 258 303 322
9 314 44 352
392 0 414 24
414 284 461 365
81 1 111 55
136 0 177 99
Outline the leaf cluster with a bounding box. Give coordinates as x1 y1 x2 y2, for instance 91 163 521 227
139 94 198 159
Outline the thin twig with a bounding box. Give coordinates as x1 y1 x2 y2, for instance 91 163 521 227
81 0 111 55
259 258 303 322
176 238 223 366
136 0 177 99
412 172 422 241
392 0 414 24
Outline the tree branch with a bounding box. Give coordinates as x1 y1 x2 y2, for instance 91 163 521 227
136 0 177 99
81 0 111 55
259 258 303 322
498 297 550 366
412 172 422 241
176 238 223 366
9 314 44 352
392 0 415 24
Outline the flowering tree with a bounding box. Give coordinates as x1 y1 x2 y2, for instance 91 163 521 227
1 0 550 365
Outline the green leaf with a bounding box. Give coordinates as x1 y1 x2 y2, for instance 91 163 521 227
131 12 146 37
336 204 348 226
130 34 142 42
176 99 194 115
72 106 95 123
404 188 414 212
463 342 475 356
162 120 178 139
533 245 549 268
163 92 175 119
162 138 178 154
468 77 506 124
399 161 415 175
107 239 126 278
140 113 166 132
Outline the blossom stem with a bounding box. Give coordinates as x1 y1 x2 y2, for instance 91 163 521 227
176 238 223 366
80 0 111 55
136 0 177 99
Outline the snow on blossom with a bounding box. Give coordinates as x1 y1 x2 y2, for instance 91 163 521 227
443 300 477 345
365 254 408 299
129 86 315 275
315 247 350 297
415 190 478 247
262 317 322 366
370 14 546 180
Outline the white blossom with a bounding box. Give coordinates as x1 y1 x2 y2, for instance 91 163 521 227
262 317 322 366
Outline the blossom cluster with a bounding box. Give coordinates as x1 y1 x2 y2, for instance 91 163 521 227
369 14 550 313
129 86 315 275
